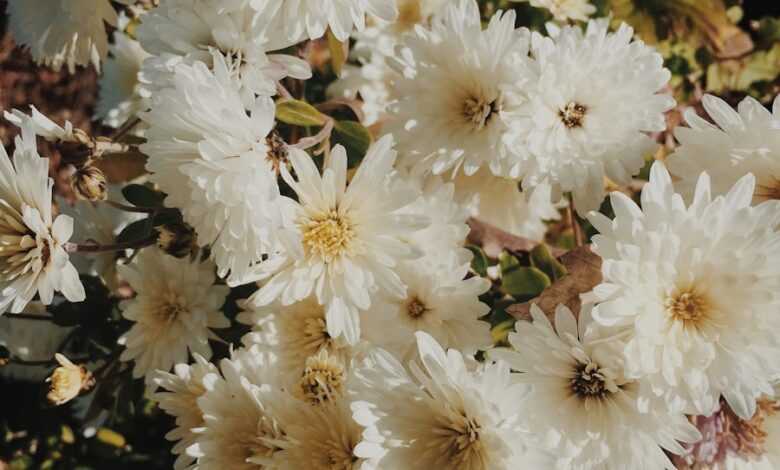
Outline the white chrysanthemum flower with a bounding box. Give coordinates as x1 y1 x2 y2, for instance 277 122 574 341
387 0 532 178
58 186 144 290
454 168 560 241
509 0 595 22
137 0 310 102
141 53 286 283
0 124 85 313
117 248 230 380
0 302 73 382
353 332 547 469
151 354 218 470
246 136 429 345
504 20 674 212
667 94 780 204
259 0 398 43
238 295 353 387
273 398 384 470
188 346 296 470
588 162 780 420
96 32 151 129
5 0 132 72
490 304 701 469
362 254 491 360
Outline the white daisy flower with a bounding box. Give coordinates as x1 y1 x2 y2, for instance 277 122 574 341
58 186 145 290
386 0 533 178
352 331 547 469
188 346 295 470
117 248 230 380
509 0 595 22
0 302 72 382
362 254 492 360
151 354 219 470
137 0 311 102
490 304 701 469
96 32 151 129
0 124 85 313
246 136 429 345
667 94 780 204
5 0 132 72
140 53 286 283
504 19 674 212
454 168 560 241
258 0 398 43
588 162 780 420
237 295 354 387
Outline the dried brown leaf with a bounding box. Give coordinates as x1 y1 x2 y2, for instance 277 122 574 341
466 218 565 258
506 246 602 321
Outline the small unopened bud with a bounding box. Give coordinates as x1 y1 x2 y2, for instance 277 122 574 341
156 222 197 258
46 353 94 406
71 165 108 201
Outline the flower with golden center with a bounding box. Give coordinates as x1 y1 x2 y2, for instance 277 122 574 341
590 162 780 420
117 248 230 382
353 332 547 469
246 136 428 345
490 304 701 469
47 354 94 406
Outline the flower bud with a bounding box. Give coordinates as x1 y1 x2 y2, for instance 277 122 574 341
71 164 108 201
156 222 197 258
46 353 94 406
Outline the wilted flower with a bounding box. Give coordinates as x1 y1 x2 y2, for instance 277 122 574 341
46 354 94 406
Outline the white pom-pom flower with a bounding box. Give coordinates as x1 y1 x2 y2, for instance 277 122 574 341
589 162 780 420
387 0 533 178
505 20 674 212
141 53 286 283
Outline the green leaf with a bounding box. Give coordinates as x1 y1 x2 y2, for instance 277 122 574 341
501 266 551 299
121 184 165 208
498 251 520 274
466 245 489 277
152 209 183 227
275 99 328 127
530 244 567 281
115 218 153 245
327 28 349 77
332 120 372 168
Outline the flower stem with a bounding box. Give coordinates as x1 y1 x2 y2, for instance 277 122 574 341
104 200 157 214
64 237 157 254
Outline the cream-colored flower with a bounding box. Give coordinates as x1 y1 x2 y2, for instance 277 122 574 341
117 249 230 380
47 353 94 406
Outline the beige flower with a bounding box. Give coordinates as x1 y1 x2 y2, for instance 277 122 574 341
46 354 94 406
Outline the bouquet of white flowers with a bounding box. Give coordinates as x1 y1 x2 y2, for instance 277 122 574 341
1 0 779 468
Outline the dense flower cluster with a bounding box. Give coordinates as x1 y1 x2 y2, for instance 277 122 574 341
2 0 780 468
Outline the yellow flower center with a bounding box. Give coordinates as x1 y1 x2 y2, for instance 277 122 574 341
298 350 346 405
665 287 711 330
301 211 355 262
